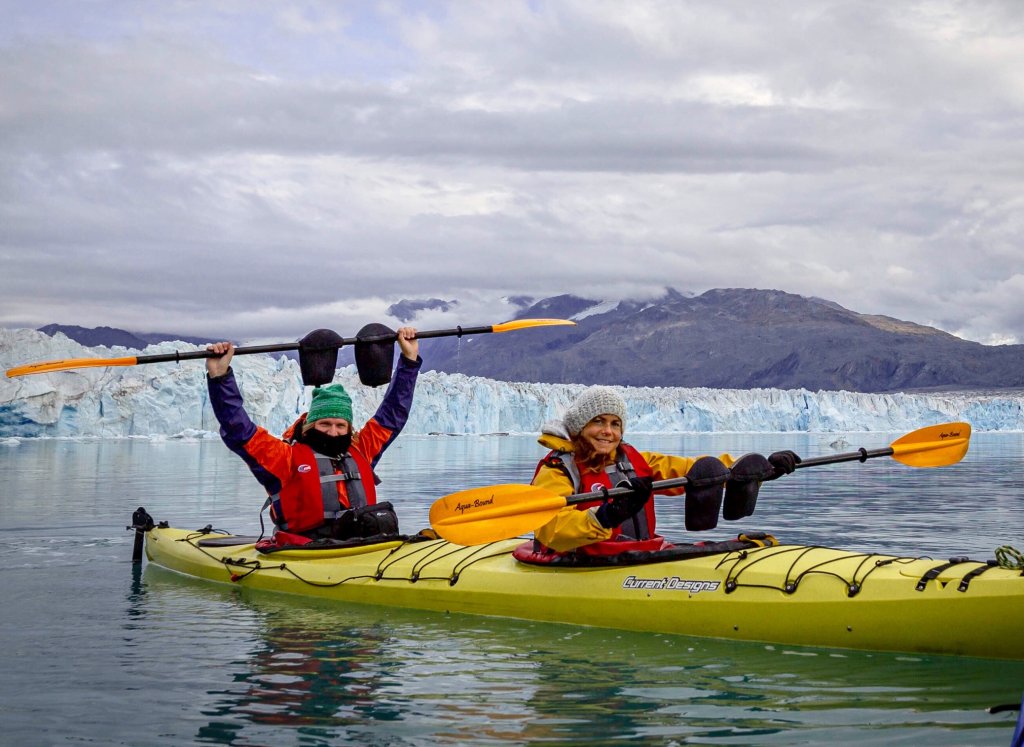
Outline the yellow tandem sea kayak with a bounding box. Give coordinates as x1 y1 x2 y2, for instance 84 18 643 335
143 523 1024 661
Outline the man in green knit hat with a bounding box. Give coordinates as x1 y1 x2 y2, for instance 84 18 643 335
301 383 356 457
205 328 421 542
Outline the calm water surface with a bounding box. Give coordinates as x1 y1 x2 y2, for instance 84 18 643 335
2 431 1023 746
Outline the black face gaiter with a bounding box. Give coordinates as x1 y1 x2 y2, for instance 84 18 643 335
303 429 352 458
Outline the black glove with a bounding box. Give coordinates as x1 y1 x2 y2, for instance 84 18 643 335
594 477 653 529
766 450 801 480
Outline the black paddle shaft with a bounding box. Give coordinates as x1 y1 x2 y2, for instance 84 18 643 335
560 445 899 509
558 446 898 509
564 476 690 507
355 325 494 343
133 342 300 365
796 447 895 469
131 325 498 365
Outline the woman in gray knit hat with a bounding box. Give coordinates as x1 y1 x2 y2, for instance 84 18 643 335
529 385 800 555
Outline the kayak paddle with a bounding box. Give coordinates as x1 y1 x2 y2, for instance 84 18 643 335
429 421 972 546
5 318 576 386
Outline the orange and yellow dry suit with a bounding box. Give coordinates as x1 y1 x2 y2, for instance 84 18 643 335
531 429 733 553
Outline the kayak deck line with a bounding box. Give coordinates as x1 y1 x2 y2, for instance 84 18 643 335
176 525 1005 599
174 527 518 587
143 521 1024 660
154 524 1024 597
716 545 1007 597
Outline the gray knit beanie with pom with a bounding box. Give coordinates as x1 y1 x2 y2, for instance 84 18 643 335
563 386 627 436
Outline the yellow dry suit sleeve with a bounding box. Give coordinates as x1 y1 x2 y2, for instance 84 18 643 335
531 462 612 552
639 452 735 496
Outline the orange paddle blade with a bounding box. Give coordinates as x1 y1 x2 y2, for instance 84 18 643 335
429 483 568 546
890 422 971 467
6 356 140 378
491 319 576 333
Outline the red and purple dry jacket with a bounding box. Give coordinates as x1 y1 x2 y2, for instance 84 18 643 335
207 355 421 532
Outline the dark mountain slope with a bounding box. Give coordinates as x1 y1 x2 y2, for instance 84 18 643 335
34 288 1024 393
38 324 216 348
417 288 1024 392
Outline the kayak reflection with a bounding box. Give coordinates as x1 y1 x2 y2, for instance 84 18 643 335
135 566 1024 746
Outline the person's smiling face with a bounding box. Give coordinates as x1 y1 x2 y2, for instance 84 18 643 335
579 413 622 458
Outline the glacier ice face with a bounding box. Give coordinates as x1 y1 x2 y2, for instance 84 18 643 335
2 327 1022 439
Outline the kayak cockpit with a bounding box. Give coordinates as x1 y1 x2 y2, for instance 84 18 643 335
511 532 778 567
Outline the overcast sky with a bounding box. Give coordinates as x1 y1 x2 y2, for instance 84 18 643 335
2 1 1022 345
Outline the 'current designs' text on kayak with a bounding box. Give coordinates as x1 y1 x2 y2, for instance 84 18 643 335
622 576 720 593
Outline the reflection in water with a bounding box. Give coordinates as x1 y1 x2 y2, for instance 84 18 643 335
137 566 1024 746
200 617 396 738
139 569 542 745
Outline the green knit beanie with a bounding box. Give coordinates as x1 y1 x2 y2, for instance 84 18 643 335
306 384 353 425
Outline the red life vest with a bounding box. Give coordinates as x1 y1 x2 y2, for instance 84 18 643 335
270 443 378 533
536 442 658 544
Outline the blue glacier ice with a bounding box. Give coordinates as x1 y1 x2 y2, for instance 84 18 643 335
1 328 1022 439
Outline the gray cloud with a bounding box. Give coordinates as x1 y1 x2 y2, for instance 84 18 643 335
1 1 1023 345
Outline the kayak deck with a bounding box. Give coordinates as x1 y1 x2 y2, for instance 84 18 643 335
145 524 1024 661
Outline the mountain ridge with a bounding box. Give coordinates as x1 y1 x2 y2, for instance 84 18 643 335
36 324 218 349
34 288 1024 393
